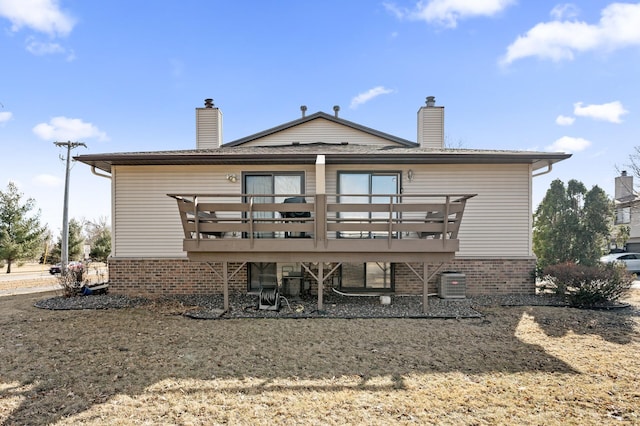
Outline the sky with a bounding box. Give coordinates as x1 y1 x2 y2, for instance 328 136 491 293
1 0 640 236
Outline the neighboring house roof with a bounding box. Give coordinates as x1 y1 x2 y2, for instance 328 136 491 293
616 195 640 207
76 142 571 174
224 111 417 147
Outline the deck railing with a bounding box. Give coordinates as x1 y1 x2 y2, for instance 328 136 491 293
168 193 475 260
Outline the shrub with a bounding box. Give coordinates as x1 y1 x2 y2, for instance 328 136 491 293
56 268 85 297
542 262 634 307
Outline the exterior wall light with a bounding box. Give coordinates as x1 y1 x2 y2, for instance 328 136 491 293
226 174 237 183
407 169 414 182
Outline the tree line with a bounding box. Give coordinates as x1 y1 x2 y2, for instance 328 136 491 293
0 182 111 273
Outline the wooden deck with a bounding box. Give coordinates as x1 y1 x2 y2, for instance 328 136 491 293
169 193 475 263
169 192 475 312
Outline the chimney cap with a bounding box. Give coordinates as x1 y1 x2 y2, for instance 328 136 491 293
204 98 214 108
425 96 436 107
622 170 628 176
300 105 307 118
333 105 340 118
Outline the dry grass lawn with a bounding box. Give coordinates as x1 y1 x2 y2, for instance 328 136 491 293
0 290 639 425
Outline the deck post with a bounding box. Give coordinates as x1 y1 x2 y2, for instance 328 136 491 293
315 194 327 247
223 261 229 311
422 262 428 313
318 262 324 311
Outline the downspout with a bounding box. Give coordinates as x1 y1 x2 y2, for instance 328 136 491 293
90 165 114 260
532 161 552 178
530 161 553 258
91 166 112 179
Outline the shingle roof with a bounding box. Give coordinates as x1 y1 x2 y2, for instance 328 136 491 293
75 141 571 174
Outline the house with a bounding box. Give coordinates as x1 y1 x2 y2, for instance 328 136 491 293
614 171 640 251
76 97 571 311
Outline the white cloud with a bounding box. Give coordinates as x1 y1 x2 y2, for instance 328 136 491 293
385 0 515 28
350 86 395 109
0 111 12 124
24 36 74 60
33 116 109 142
0 0 75 36
550 3 580 21
33 173 62 187
573 101 628 123
501 3 640 65
26 38 64 55
555 115 575 126
546 136 591 153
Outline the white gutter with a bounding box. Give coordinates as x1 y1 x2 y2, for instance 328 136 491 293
532 161 553 178
91 166 112 179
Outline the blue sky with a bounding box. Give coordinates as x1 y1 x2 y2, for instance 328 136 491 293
1 0 640 235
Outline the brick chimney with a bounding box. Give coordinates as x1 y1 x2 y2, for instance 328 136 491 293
417 96 444 148
196 98 223 149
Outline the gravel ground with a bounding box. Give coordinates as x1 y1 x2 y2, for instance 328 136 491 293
32 290 605 319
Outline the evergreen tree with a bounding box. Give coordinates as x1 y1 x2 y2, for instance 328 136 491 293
49 218 85 263
83 217 111 262
89 229 111 262
0 182 46 273
533 179 613 270
581 185 613 262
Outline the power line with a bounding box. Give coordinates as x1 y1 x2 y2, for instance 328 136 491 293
54 141 87 273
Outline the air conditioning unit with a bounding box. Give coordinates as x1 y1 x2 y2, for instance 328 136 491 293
439 273 466 299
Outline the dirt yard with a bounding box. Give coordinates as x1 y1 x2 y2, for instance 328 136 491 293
0 290 639 425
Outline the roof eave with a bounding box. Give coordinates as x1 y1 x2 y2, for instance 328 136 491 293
76 151 572 174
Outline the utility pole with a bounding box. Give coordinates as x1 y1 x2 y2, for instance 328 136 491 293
54 141 86 274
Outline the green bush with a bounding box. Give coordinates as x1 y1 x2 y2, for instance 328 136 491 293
542 262 634 307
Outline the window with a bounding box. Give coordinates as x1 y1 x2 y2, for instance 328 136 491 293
616 207 631 225
340 262 394 291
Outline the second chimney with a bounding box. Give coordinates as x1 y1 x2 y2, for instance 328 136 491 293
615 171 634 201
417 96 444 149
196 98 223 149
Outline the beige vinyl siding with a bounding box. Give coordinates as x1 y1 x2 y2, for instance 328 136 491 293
113 163 530 258
325 163 532 258
417 106 444 148
196 108 222 149
113 165 315 258
241 118 404 147
630 204 640 239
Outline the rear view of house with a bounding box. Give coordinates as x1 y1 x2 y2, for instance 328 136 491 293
76 97 570 309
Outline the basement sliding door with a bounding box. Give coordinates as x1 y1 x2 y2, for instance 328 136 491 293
245 172 304 292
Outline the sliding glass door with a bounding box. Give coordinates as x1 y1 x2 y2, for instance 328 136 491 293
338 171 400 239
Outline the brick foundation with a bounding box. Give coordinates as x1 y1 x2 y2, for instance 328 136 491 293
395 258 537 295
108 258 247 297
108 257 536 297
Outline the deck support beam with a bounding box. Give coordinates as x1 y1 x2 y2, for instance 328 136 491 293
423 262 428 313
318 262 324 311
206 261 247 312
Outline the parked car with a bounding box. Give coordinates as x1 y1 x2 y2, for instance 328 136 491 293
599 252 640 273
49 261 84 275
